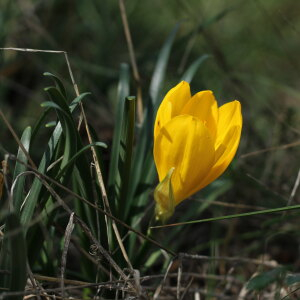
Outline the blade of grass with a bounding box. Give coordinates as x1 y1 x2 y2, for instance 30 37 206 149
12 126 31 213
151 203 300 229
31 107 51 144
44 72 67 99
0 213 27 299
108 63 130 211
129 25 180 208
119 0 143 123
119 96 136 220
56 141 107 180
44 86 78 174
181 54 211 83
20 89 84 226
150 23 179 108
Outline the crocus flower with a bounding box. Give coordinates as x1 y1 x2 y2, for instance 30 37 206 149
153 81 242 221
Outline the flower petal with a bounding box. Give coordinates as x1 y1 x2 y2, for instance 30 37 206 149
181 90 219 140
215 100 242 149
154 115 215 204
154 81 191 139
194 101 242 190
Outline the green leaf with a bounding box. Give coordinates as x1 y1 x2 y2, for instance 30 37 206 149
72 167 97 236
31 107 51 144
12 126 31 213
44 86 71 113
119 96 136 220
44 72 67 99
247 267 288 291
0 213 27 299
69 92 91 110
56 141 107 180
108 63 130 210
150 23 179 107
285 273 300 286
45 86 78 172
20 123 61 225
45 121 57 128
41 101 63 110
20 88 83 226
181 54 211 83
129 25 180 215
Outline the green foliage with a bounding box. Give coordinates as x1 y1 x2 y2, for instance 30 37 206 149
0 213 27 299
247 267 288 291
285 273 300 286
0 0 300 298
12 126 31 212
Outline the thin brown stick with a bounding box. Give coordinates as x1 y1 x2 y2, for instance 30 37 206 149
26 262 42 300
119 0 143 124
153 260 174 300
194 198 266 210
79 101 134 272
176 260 182 300
63 52 80 97
0 110 37 170
179 253 278 267
65 46 135 272
287 168 300 206
2 157 12 206
282 168 300 218
69 235 112 278
240 140 300 159
179 277 194 300
34 271 241 286
60 212 75 298
0 47 64 54
1 271 245 299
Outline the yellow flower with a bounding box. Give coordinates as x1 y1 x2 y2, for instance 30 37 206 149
153 81 242 221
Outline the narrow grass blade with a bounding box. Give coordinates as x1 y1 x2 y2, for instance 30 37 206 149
41 101 63 110
119 96 136 219
151 203 300 229
31 107 51 144
45 86 78 172
20 88 83 226
130 24 179 209
108 63 130 210
150 23 179 107
181 54 211 83
44 72 67 99
20 124 61 225
12 126 31 213
127 109 151 209
247 267 288 291
0 213 27 299
56 141 107 179
69 92 91 110
45 121 57 127
45 86 72 115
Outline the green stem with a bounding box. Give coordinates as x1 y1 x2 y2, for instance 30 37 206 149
151 204 300 229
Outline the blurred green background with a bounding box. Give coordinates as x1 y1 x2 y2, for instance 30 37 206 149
1 0 299 258
1 0 299 191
